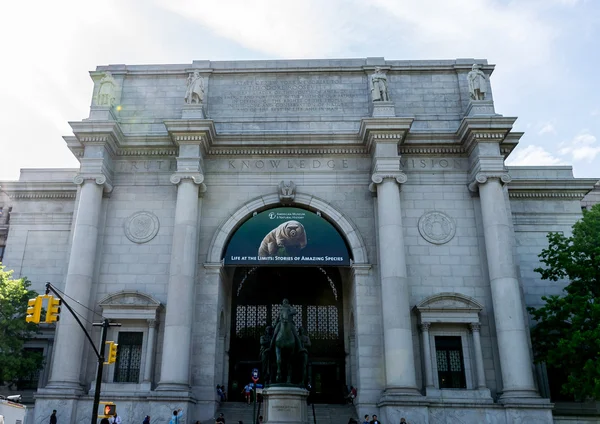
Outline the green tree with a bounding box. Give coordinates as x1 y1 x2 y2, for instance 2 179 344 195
528 204 600 400
0 265 44 387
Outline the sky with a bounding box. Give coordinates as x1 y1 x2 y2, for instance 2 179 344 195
0 0 598 180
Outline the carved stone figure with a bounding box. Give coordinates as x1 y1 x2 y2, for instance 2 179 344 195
370 67 389 102
269 299 305 384
185 71 205 104
467 64 487 100
260 326 274 384
298 327 311 385
96 72 117 106
258 220 307 258
279 180 296 203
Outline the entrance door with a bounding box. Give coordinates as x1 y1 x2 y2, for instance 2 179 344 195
229 266 346 403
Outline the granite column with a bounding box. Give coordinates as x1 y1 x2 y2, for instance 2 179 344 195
373 173 419 395
473 173 538 400
47 175 108 390
157 173 204 390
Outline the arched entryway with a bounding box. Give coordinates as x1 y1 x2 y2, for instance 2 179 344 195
229 266 346 403
210 197 368 404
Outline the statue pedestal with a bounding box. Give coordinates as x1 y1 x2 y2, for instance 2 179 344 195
371 101 396 117
88 106 117 121
181 103 205 119
263 386 309 424
466 100 497 116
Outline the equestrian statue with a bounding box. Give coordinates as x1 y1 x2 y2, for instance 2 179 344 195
262 298 310 386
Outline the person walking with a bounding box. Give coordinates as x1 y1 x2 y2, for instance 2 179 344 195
143 416 150 424
370 415 381 424
169 409 183 424
242 383 252 405
50 410 57 424
363 415 370 424
216 413 225 423
110 413 122 424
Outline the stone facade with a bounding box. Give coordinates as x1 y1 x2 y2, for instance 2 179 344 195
0 58 599 424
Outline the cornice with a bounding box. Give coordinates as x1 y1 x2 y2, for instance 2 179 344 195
399 145 464 155
94 60 493 76
456 116 517 155
209 146 368 156
358 117 414 151
116 148 178 157
500 132 522 158
163 119 217 155
69 120 125 157
507 178 597 200
508 191 590 200
0 182 77 200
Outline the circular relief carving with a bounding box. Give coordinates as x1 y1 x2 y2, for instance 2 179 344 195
418 211 456 245
124 211 160 244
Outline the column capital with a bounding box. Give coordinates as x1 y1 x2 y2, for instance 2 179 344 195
467 171 512 192
371 172 407 185
420 322 431 332
170 172 205 186
73 173 113 193
470 322 481 332
369 172 407 193
147 319 158 328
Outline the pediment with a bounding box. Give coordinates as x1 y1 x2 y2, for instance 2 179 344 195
416 292 483 312
99 291 161 309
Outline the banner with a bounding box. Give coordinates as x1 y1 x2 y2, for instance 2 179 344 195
224 207 350 266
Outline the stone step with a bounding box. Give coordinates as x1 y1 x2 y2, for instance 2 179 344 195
213 402 358 424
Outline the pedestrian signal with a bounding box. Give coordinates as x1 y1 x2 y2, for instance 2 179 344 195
99 403 116 418
105 342 118 364
45 296 61 323
25 297 43 324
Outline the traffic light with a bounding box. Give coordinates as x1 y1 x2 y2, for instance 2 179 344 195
25 297 43 324
105 342 118 364
45 296 61 323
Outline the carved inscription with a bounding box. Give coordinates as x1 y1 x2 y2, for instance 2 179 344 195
116 160 176 173
209 157 467 172
227 159 350 171
218 76 366 114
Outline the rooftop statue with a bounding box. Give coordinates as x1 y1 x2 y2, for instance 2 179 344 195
185 71 205 104
370 67 390 102
467 64 487 100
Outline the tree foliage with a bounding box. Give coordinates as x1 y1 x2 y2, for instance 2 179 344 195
0 265 44 386
528 204 600 400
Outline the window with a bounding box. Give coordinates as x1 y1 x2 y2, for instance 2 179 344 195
435 336 467 389
113 332 143 383
0 245 4 262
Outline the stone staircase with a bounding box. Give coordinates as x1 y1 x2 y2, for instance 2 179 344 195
213 402 358 424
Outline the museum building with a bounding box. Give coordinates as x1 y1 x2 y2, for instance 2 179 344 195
1 58 599 424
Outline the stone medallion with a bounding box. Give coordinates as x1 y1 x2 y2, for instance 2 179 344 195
418 211 456 245
124 211 160 244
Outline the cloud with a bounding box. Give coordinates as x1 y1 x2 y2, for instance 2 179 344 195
506 145 567 166
538 122 557 135
591 109 600 116
155 0 558 69
558 131 600 162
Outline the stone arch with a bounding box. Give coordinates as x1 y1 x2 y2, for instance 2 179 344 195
206 193 368 264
